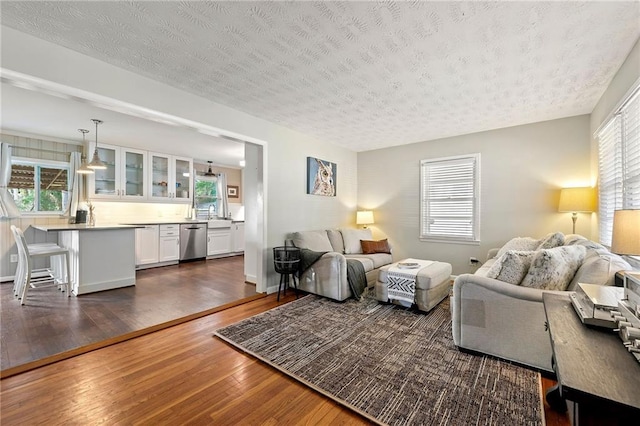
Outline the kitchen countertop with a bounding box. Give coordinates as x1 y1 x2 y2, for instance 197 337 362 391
32 224 144 231
122 220 208 225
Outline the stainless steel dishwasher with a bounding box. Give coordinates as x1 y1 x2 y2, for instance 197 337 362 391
179 223 207 261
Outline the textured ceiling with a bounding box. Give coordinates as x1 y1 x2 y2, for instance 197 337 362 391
1 1 639 152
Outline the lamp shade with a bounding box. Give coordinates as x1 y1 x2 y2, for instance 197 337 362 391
611 210 640 255
356 210 374 226
558 187 596 212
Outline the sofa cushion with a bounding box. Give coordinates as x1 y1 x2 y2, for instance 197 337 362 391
346 253 392 269
537 232 565 250
344 255 375 272
360 239 391 254
327 229 345 253
486 250 536 285
521 245 586 291
496 237 540 258
291 230 333 252
567 252 631 290
341 228 373 254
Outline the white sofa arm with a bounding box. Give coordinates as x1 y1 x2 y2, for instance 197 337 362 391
298 252 350 301
451 273 565 372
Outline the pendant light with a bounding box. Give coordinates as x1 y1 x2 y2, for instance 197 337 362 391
87 119 107 170
76 129 94 174
204 161 216 176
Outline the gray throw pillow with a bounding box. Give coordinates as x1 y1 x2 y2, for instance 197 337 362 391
486 250 536 285
496 237 540 258
537 232 565 250
521 245 586 291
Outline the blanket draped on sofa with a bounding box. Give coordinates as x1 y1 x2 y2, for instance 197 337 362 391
299 249 366 299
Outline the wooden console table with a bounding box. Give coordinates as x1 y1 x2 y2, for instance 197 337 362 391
543 293 640 426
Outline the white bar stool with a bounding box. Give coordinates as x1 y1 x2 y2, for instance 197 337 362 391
11 225 71 305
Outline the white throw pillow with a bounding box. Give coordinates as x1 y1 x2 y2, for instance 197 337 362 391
537 232 565 250
341 228 373 254
496 237 540 258
291 230 333 252
486 250 536 285
521 245 586 291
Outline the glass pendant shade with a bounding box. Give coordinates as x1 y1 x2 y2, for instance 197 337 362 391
87 119 107 170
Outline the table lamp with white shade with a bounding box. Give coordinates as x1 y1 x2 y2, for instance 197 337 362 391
558 187 597 234
356 210 374 229
611 209 640 256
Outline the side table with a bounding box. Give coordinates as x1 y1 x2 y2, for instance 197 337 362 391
273 246 300 301
543 293 640 425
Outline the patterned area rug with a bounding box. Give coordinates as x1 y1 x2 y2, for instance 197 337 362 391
214 295 542 426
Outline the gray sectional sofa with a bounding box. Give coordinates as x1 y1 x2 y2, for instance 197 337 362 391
451 233 631 372
290 228 393 301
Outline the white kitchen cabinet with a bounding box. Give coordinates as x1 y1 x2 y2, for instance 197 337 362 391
158 224 180 262
148 153 193 203
88 144 147 200
135 225 159 266
207 228 231 256
231 222 245 252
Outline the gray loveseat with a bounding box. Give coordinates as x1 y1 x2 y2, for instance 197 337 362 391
290 228 393 301
451 233 631 372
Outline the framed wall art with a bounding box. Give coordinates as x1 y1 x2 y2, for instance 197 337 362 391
227 185 239 198
307 157 336 196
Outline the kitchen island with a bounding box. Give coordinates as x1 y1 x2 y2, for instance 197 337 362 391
32 224 142 295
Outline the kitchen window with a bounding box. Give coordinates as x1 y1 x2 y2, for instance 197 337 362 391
420 153 480 244
194 176 218 218
8 157 69 214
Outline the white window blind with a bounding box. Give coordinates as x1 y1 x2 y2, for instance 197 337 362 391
597 86 640 246
420 154 480 243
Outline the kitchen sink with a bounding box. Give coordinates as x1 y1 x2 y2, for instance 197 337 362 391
207 219 232 228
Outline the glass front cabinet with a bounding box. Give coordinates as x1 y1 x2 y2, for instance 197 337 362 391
148 152 192 203
88 144 147 200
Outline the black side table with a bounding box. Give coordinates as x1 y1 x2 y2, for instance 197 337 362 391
273 246 300 301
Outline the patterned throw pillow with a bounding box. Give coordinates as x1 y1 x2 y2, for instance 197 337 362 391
360 239 391 254
486 250 536 285
496 237 540 258
521 245 586 291
537 232 565 250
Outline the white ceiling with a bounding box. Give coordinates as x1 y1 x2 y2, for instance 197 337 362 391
1 1 639 153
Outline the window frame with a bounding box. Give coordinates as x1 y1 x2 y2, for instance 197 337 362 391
9 156 70 216
596 83 640 247
419 153 481 245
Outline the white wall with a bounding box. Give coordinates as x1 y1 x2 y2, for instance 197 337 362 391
1 27 357 290
358 115 592 275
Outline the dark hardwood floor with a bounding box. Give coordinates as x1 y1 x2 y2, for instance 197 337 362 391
0 292 569 425
1 256 260 377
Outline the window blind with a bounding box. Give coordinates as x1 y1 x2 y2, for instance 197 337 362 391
597 86 640 246
420 154 480 243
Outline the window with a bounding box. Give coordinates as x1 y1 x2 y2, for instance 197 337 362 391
8 158 69 214
420 153 480 243
597 86 640 246
194 176 218 218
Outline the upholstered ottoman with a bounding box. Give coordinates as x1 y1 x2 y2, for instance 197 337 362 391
375 259 452 312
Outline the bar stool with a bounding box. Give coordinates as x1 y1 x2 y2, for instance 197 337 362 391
273 246 301 301
11 235 59 296
11 225 71 305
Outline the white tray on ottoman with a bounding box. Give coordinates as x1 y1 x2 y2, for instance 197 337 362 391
375 259 452 312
